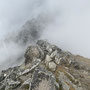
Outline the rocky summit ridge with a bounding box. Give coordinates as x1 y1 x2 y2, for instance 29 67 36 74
0 40 90 90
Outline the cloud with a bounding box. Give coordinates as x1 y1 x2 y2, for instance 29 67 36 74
0 0 57 70
41 0 90 58
0 0 90 70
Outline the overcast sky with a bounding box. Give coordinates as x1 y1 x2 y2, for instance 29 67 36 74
42 0 90 58
0 0 90 60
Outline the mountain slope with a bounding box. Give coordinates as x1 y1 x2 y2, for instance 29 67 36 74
0 40 90 90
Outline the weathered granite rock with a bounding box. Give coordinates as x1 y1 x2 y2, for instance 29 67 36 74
37 40 52 53
30 67 58 90
21 59 41 75
55 58 61 65
45 55 52 67
54 54 61 65
48 62 56 71
45 55 52 62
50 50 58 58
25 46 40 64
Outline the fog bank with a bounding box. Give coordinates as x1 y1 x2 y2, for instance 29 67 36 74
41 0 90 58
0 0 90 70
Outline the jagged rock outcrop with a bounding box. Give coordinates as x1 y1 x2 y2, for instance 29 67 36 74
0 40 90 90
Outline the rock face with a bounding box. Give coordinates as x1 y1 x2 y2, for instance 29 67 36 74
0 40 90 90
